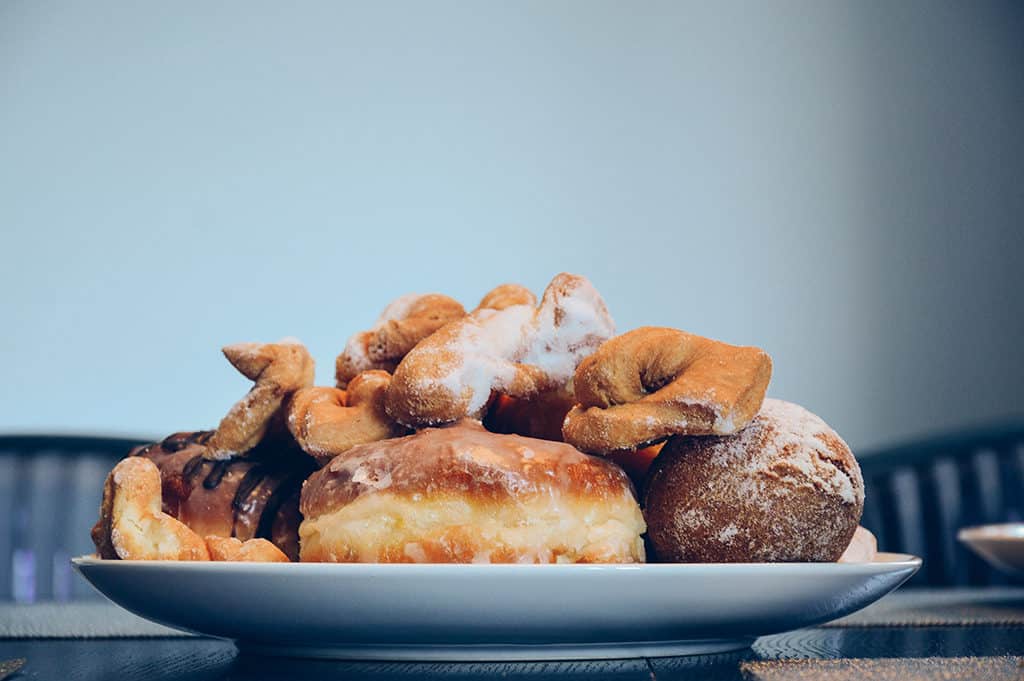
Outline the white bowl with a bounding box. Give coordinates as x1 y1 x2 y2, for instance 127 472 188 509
958 523 1024 577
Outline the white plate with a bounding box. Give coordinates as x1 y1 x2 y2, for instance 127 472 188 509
73 553 919 661
958 523 1024 577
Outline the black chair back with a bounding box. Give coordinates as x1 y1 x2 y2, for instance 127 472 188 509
859 422 1024 586
0 435 144 602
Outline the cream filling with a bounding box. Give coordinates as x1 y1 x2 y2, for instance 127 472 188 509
300 492 646 563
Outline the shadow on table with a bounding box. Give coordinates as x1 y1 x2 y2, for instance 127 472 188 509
225 653 660 680
6 629 1024 681
222 648 758 681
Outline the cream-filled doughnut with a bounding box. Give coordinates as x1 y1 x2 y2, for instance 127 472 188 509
299 421 645 563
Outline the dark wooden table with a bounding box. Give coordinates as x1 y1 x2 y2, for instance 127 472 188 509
1 627 1023 680
4 590 1024 680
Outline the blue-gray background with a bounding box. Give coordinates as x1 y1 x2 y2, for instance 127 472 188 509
1 1 1022 451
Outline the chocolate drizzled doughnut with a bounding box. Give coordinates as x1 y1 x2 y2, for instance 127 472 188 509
127 430 315 560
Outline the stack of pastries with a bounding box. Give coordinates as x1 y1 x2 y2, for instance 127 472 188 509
91 273 875 564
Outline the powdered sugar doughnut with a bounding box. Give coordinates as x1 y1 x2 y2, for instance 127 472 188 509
643 399 864 563
385 273 615 428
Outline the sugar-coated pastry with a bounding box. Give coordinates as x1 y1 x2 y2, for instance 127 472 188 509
474 284 536 311
838 526 878 563
643 399 863 563
115 430 314 560
299 420 645 563
207 340 315 459
563 327 772 455
335 294 466 388
287 371 408 466
385 273 615 428
334 286 538 389
91 457 210 561
205 535 290 562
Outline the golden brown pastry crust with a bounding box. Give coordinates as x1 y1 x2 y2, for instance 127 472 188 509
205 535 290 562
287 371 408 466
474 284 536 311
482 389 576 442
643 399 863 563
335 294 466 388
334 286 538 389
207 340 315 459
91 457 210 561
385 273 615 428
299 421 645 563
563 327 772 455
116 431 313 561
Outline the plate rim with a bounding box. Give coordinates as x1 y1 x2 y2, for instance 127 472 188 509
70 552 921 660
72 552 921 571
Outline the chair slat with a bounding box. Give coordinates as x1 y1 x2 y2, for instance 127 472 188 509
859 422 1024 586
0 435 144 602
0 453 17 600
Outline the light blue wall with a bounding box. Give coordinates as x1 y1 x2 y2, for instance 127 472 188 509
2 1 1022 450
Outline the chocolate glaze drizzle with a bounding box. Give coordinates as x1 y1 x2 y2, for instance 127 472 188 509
256 474 304 541
161 430 213 452
181 455 205 486
202 461 231 490
232 467 267 511
124 431 314 558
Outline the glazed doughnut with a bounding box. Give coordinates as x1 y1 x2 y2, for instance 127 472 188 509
335 294 466 387
205 535 290 562
207 340 315 459
116 430 314 560
287 371 408 466
643 399 864 563
91 457 210 561
385 273 615 428
299 420 645 563
563 327 772 455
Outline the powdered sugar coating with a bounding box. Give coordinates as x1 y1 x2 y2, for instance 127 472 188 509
423 305 537 416
386 273 615 426
644 398 864 563
708 399 862 506
338 294 425 378
340 332 374 376
335 293 466 387
374 293 427 327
